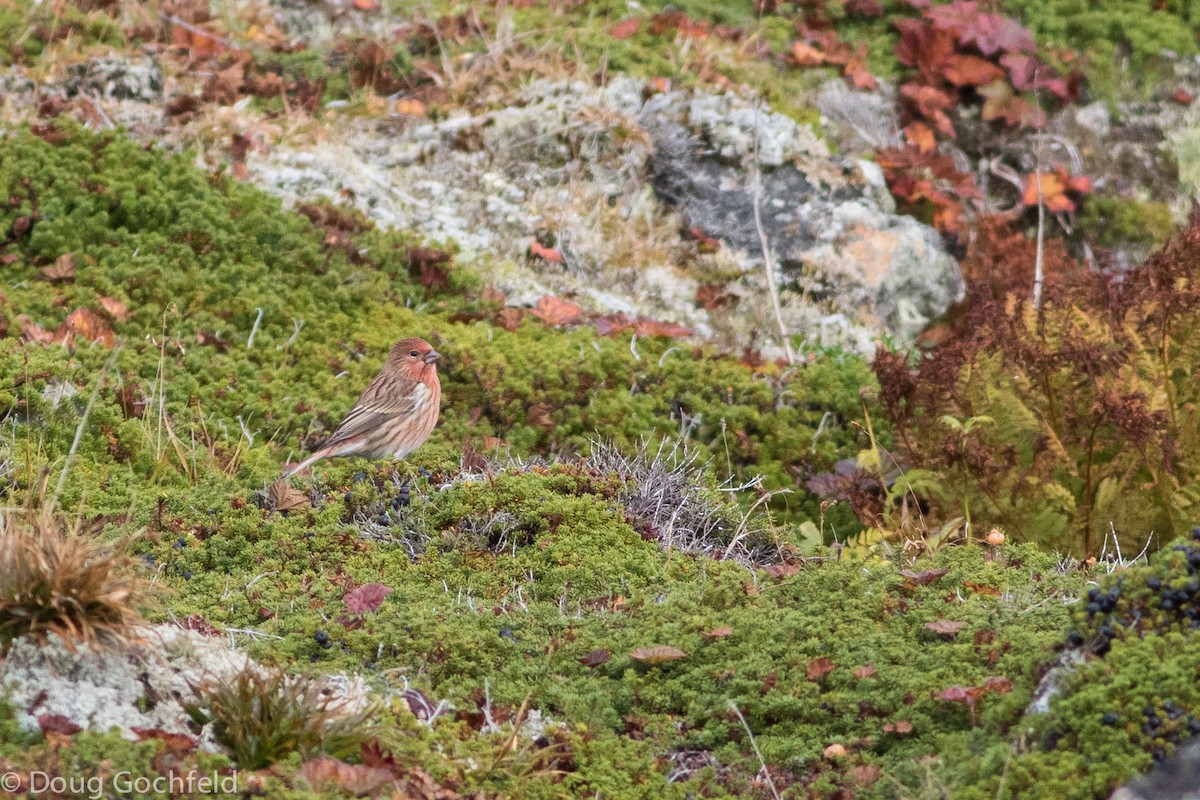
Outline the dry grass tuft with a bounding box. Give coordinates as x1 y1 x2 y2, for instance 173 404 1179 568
184 668 381 770
0 510 151 650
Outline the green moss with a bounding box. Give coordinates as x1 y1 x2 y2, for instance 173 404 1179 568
1078 197 1176 248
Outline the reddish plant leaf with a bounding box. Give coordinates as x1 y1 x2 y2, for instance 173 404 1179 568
688 225 721 252
578 648 610 668
632 318 693 338
853 664 878 679
630 646 687 664
897 568 949 586
703 626 734 640
925 619 966 636
763 562 799 578
899 83 956 137
983 676 1013 693
941 54 1006 86
608 18 641 40
883 719 914 734
401 688 437 721
269 480 310 513
345 582 393 614
963 580 1002 596
530 295 585 326
1173 87 1196 106
807 657 836 681
845 60 879 90
38 714 82 735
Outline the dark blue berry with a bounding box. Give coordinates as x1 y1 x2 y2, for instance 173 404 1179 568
1192 526 1200 540
353 471 367 483
1147 577 1162 590
343 492 354 505
1087 588 1102 602
375 514 390 526
1101 712 1119 726
1066 630 1084 647
314 630 329 645
1188 718 1200 736
182 571 192 581
499 627 516 641
1098 625 1115 640
1086 602 1102 615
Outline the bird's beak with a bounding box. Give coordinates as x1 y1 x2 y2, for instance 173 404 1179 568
423 350 441 365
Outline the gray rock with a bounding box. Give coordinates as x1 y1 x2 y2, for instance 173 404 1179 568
1111 739 1200 800
645 95 962 348
59 56 162 102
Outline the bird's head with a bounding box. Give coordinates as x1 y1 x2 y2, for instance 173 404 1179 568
389 337 441 380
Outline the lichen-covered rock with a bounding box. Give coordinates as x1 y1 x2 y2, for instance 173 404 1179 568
0 626 251 738
1111 739 1200 800
645 90 963 352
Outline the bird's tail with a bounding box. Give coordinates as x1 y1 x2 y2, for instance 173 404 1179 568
280 446 332 480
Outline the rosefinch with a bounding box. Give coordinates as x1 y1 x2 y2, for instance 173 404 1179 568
283 337 442 478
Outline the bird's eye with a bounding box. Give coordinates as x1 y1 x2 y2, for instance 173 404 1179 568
409 350 419 357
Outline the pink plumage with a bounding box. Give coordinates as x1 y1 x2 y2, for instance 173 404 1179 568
283 337 442 478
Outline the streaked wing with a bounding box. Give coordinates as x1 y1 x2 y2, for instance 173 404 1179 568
323 372 423 447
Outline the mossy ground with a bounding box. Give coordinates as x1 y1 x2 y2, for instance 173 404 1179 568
0 119 1180 799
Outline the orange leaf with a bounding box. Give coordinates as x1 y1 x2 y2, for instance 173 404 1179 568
1022 172 1073 212
630 646 687 664
528 239 564 263
393 97 426 116
297 758 393 795
608 18 641 40
351 0 377 9
903 122 936 153
791 41 826 66
853 664 878 679
702 626 733 640
530 296 585 326
763 562 799 578
494 307 525 332
62 308 114 346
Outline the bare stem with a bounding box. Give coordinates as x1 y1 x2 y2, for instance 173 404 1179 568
751 102 796 365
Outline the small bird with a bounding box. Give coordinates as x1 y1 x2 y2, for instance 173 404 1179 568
283 337 442 478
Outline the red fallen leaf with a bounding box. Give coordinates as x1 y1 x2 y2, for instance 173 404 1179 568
1066 174 1094 194
344 582 393 614
763 562 800 579
630 646 687 664
935 685 972 703
849 764 883 786
608 18 641 40
297 758 394 796
963 580 1001 596
893 19 956 82
38 714 82 735
359 742 399 771
702 626 733 639
743 581 761 597
41 253 75 284
846 0 885 16
941 54 1006 87
978 79 1040 127
97 297 129 323
132 727 198 753
853 664 878 679
925 619 966 635
927 1 1035 55
647 77 672 94
1173 87 1196 106
12 216 33 238
791 41 826 66
903 122 936 153
351 0 377 9
1 253 18 264
530 295 585 326
493 307 525 332
528 239 564 263
897 568 949 586
807 657 836 681
578 648 610 667
883 719 914 734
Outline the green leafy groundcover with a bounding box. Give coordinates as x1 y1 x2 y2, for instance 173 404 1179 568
0 123 1191 798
